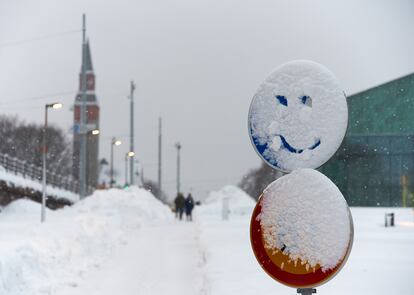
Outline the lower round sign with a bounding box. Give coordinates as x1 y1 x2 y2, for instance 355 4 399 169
250 169 353 288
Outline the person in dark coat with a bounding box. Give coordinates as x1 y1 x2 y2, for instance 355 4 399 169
185 193 195 221
174 193 185 220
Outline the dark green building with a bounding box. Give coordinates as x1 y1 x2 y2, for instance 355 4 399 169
321 73 414 207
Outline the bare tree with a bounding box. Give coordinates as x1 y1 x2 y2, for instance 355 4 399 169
239 162 284 200
0 115 72 176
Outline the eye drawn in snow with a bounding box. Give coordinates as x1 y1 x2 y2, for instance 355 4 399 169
250 169 354 288
248 60 348 172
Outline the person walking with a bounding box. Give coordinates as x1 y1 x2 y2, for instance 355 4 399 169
174 193 185 220
185 193 195 221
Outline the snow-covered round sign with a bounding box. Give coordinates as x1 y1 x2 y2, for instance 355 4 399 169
250 169 353 288
248 60 348 172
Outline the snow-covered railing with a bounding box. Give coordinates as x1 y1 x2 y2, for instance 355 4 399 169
0 153 92 194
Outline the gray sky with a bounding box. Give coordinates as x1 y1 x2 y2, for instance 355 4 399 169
1 0 414 201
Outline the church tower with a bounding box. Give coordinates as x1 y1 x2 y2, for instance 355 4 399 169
73 39 100 191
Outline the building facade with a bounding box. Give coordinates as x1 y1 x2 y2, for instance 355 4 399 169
72 40 100 191
320 73 414 207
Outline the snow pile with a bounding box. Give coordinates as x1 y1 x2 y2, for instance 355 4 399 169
1 197 40 215
248 60 348 172
0 187 172 295
258 169 352 271
71 188 171 224
0 165 79 203
197 185 255 217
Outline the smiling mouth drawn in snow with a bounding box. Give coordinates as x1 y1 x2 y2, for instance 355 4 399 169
248 60 348 172
250 169 354 288
266 95 321 154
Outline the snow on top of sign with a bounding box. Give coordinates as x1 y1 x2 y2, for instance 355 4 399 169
249 60 348 172
258 169 352 272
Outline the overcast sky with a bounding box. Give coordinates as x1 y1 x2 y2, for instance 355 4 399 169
1 0 414 201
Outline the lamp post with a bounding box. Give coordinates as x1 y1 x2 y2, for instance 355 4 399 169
110 137 122 188
175 142 181 195
82 128 100 195
125 151 135 186
41 102 62 223
134 159 144 187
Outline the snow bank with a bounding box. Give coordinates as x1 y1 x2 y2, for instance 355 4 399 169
248 60 347 172
0 187 172 295
258 169 352 271
197 185 255 217
1 198 40 215
0 165 79 203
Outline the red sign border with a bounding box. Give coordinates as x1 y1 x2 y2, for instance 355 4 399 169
250 196 354 288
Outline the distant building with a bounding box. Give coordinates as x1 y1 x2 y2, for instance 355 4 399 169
321 73 414 207
72 40 100 191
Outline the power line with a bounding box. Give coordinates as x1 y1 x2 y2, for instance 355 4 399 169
0 90 76 107
0 29 81 49
0 105 44 111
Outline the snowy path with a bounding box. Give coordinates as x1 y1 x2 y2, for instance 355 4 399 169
58 221 203 295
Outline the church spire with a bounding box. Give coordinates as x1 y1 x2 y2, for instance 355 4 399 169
84 39 93 72
76 39 98 103
73 14 100 192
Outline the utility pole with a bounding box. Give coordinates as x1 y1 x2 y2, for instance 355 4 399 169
158 117 162 198
124 153 129 186
175 142 181 195
79 14 87 199
129 81 136 186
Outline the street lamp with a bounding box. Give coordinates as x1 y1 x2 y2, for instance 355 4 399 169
110 137 122 188
41 102 62 223
77 127 99 198
51 103 63 109
124 151 135 186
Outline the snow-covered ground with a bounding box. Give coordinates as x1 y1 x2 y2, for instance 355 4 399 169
0 184 412 295
0 165 79 203
0 187 173 294
59 222 203 295
195 186 414 295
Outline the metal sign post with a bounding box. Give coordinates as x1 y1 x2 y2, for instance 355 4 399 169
297 289 316 295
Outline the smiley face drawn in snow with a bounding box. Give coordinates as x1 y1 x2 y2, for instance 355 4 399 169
248 60 348 172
